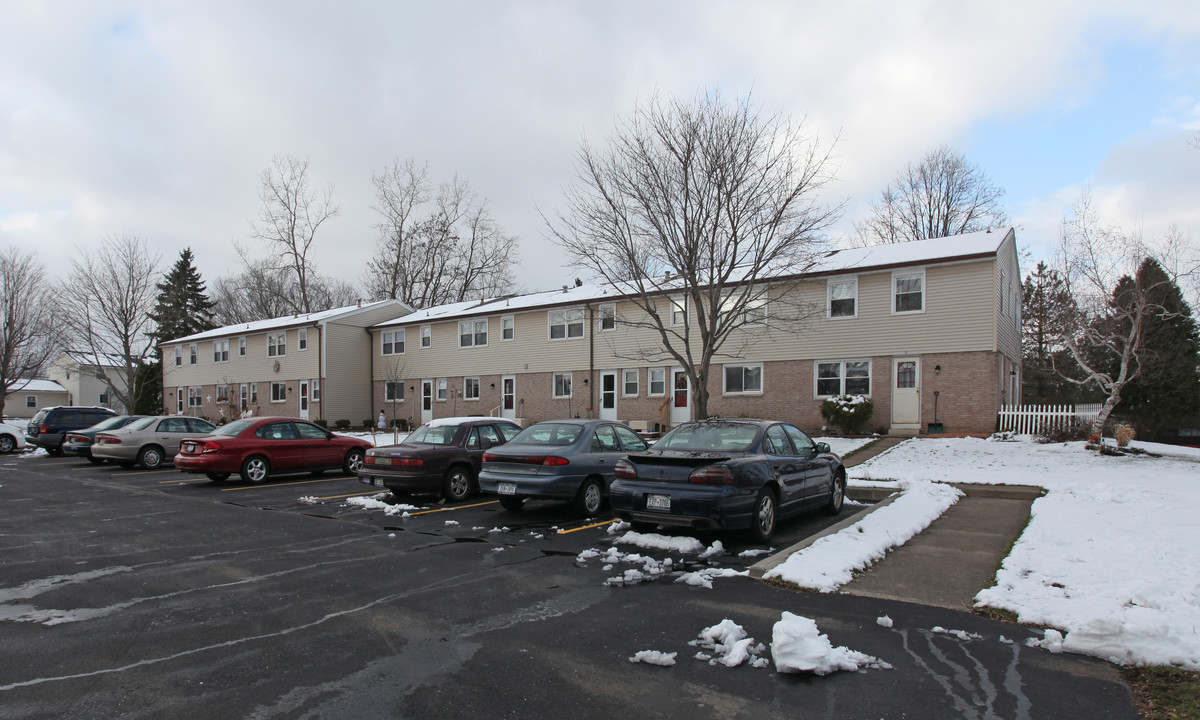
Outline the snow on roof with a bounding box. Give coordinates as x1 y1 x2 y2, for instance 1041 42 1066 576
423 416 519 428
166 299 410 345
10 379 67 393
375 227 1014 328
60 351 125 369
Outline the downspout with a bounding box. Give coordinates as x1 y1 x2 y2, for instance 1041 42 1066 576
366 326 375 418
587 304 595 416
316 321 324 420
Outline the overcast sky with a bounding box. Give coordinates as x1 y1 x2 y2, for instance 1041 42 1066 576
2 1 1198 297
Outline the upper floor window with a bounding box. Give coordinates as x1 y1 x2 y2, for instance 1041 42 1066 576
670 296 687 326
174 347 182 366
298 328 308 350
893 271 925 314
721 290 767 325
382 330 405 355
213 339 229 363
828 278 857 318
599 303 616 331
459 320 488 347
267 333 286 357
189 344 197 364
420 324 431 348
549 308 584 340
238 336 247 356
501 315 515 341
723 363 763 395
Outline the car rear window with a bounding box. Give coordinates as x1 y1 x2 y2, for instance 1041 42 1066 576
405 424 459 445
656 423 759 452
510 423 583 446
126 417 158 431
91 415 133 431
211 419 254 437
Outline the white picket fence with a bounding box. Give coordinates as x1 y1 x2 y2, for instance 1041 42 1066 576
997 404 1102 435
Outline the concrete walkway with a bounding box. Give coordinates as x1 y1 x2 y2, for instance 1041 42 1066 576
754 437 1044 612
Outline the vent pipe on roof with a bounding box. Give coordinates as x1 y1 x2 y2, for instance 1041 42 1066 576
562 285 568 293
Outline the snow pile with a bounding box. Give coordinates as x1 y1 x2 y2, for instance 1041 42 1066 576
851 437 1200 669
675 567 746 589
764 481 962 591
628 650 676 666
614 531 703 554
932 626 983 641
698 540 725 559
771 612 891 675
606 520 631 534
1026 629 1065 654
876 615 893 628
689 619 767 668
344 495 421 516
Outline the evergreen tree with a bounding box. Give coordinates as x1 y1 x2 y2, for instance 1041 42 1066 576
148 249 216 413
1021 262 1093 403
1113 258 1200 439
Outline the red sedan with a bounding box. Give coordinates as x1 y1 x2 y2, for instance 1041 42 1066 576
175 417 371 483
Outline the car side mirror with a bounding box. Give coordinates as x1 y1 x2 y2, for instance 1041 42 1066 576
816 442 830 454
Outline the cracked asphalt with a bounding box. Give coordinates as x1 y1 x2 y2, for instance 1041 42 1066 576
0 454 1136 719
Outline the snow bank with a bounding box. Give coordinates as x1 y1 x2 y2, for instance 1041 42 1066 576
764 481 962 591
771 612 891 675
344 495 421 515
628 650 676 666
614 531 704 554
689 619 767 668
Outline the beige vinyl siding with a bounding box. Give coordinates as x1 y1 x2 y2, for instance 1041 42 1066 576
994 232 1022 362
323 322 372 422
162 328 319 387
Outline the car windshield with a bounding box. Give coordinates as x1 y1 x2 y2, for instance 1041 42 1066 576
405 424 460 445
510 423 583 446
92 415 134 431
655 423 760 452
211 419 255 437
126 417 158 431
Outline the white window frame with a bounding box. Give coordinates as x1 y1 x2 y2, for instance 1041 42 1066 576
311 379 320 402
298 328 308 350
420 324 431 348
270 382 286 403
189 344 197 365
26 395 36 408
670 296 687 326
216 384 230 404
382 330 405 355
892 270 925 315
548 308 585 340
249 383 258 403
267 333 286 357
622 369 639 397
647 368 666 397
213 339 229 363
552 372 573 398
828 277 858 319
459 320 488 348
174 347 182 366
723 363 763 395
385 381 404 401
188 386 202 407
238 336 247 356
240 383 248 408
463 377 480 401
436 378 447 401
501 315 515 341
814 359 872 397
598 303 616 332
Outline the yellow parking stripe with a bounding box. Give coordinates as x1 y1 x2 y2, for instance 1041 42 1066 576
407 500 498 516
219 476 355 492
159 477 208 484
555 519 619 535
309 491 383 501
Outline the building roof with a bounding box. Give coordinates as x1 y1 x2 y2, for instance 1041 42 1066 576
10 379 67 393
374 227 1015 329
164 299 411 345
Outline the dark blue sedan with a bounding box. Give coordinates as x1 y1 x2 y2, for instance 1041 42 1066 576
609 419 846 542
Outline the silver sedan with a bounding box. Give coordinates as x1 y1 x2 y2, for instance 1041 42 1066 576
92 416 216 469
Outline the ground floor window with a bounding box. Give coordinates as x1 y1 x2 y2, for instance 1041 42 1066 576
26 395 36 408
464 377 480 400
312 379 321 402
648 368 666 396
553 372 572 398
622 369 638 397
436 378 447 401
815 359 871 396
385 381 404 401
216 385 230 403
271 382 286 402
188 386 202 407
723 363 763 394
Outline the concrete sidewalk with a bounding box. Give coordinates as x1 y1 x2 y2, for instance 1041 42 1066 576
753 437 1045 612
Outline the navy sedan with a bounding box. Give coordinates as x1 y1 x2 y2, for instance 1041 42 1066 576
609 419 846 542
479 419 649 517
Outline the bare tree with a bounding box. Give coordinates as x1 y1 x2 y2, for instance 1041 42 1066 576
1051 193 1198 435
546 92 840 419
212 260 361 325
59 235 161 413
0 248 59 416
855 145 1006 245
249 154 341 314
364 159 519 307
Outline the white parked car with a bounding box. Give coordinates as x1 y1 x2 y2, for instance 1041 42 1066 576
0 421 29 454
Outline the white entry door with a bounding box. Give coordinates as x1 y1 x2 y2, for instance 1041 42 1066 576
599 371 618 421
501 375 516 419
421 379 434 423
670 367 691 425
891 357 921 429
298 380 309 419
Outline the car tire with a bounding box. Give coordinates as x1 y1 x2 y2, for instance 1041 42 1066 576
443 465 473 502
342 448 365 475
499 495 525 511
240 455 270 484
571 477 604 518
0 435 15 454
823 472 846 516
87 455 105 465
138 445 165 470
206 472 231 483
748 487 778 543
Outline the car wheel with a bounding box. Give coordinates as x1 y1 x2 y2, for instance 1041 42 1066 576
823 472 846 516
87 455 105 465
0 435 15 454
342 448 365 475
571 477 604 518
499 495 525 511
443 465 474 502
240 455 270 484
206 472 231 483
138 445 164 470
748 487 778 543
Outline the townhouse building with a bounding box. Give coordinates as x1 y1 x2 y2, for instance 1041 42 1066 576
369 228 1022 435
47 352 129 413
160 300 411 423
3 379 69 419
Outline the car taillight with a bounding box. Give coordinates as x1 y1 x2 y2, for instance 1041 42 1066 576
201 441 222 454
689 465 735 484
540 456 569 466
66 434 86 443
481 453 499 462
40 425 50 433
97 436 121 445
614 459 637 479
396 457 423 467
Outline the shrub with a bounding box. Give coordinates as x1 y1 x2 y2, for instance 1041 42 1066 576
334 419 351 429
363 419 375 430
819 395 874 434
1114 424 1136 448
312 418 327 428
1036 419 1092 444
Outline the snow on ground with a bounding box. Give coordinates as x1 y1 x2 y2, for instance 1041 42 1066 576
771 612 892 675
814 436 877 458
344 494 422 516
845 436 1200 670
764 481 962 592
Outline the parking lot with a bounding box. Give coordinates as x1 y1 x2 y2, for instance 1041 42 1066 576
1 452 1137 719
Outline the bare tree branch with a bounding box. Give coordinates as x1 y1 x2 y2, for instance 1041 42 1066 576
0 248 59 416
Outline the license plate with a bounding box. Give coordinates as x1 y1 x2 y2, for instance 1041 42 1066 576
183 443 194 453
498 482 517 495
374 457 392 466
646 494 671 511
360 476 385 486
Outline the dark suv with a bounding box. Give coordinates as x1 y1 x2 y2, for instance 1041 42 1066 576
26 406 119 455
